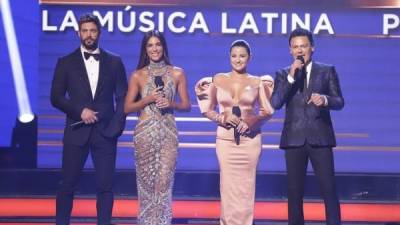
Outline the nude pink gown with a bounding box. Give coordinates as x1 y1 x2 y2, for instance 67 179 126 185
195 75 274 225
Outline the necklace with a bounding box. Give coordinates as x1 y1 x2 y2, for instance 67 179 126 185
148 61 168 77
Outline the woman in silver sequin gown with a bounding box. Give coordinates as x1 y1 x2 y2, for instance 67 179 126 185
124 30 191 225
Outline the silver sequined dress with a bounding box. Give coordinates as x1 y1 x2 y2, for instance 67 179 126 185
133 65 178 225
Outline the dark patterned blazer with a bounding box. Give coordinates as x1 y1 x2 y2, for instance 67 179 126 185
271 61 344 149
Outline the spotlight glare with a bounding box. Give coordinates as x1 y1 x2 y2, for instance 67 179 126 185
19 114 35 123
0 0 34 121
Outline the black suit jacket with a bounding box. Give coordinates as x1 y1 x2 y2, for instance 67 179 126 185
51 48 128 146
271 61 344 149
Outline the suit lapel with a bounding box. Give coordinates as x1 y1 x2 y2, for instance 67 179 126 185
72 48 93 99
301 70 309 102
305 61 319 99
93 49 107 100
308 62 319 93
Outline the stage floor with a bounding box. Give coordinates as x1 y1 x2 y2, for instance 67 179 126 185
0 198 399 224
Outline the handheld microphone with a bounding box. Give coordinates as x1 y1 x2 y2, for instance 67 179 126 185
297 55 305 64
294 56 306 92
232 106 241 145
294 55 305 79
69 112 99 127
154 76 166 115
70 120 84 127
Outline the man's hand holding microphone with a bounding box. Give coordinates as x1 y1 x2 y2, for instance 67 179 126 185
80 108 99 124
289 55 327 107
289 55 305 79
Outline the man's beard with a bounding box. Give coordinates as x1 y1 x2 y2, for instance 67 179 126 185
81 37 98 50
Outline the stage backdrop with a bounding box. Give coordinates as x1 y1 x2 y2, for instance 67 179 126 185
0 0 38 146
33 0 400 172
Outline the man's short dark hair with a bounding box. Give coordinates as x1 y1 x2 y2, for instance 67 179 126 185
289 28 314 46
78 13 101 32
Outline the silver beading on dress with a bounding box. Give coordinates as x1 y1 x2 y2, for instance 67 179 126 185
134 61 178 225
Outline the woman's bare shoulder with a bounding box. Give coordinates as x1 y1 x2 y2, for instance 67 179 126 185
171 66 185 76
213 73 229 85
129 68 148 82
247 74 262 86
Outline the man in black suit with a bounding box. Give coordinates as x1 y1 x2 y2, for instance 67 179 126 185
50 14 127 225
271 28 344 225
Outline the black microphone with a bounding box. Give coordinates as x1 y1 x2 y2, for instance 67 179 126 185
154 76 166 115
294 55 305 79
297 55 305 64
294 56 306 91
232 106 241 145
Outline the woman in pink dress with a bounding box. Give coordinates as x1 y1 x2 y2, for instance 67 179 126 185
195 40 274 225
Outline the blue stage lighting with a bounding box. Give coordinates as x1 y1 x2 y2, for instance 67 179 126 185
0 0 34 123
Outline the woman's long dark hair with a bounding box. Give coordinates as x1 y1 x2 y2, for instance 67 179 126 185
136 30 171 70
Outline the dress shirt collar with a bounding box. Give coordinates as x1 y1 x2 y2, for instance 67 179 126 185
306 61 313 75
80 46 100 60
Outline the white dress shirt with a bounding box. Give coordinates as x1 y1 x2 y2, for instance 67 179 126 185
287 61 312 87
287 61 328 106
81 46 100 99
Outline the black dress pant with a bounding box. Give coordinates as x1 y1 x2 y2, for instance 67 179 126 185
56 128 117 225
285 143 341 225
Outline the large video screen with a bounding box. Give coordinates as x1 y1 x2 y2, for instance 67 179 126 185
34 1 400 173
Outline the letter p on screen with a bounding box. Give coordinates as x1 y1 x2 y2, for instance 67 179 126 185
383 14 399 35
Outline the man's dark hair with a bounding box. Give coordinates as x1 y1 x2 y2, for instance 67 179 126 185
289 28 314 46
78 13 101 32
